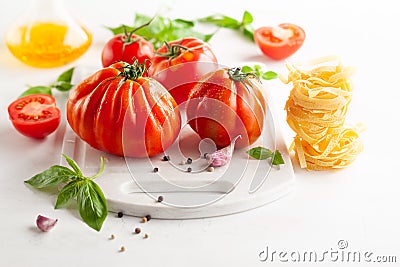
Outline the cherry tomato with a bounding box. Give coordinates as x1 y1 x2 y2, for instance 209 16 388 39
149 37 218 105
101 32 154 67
67 61 181 158
186 67 267 149
8 94 61 139
254 23 305 60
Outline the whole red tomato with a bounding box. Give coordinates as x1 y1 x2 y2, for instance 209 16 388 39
67 61 181 158
186 67 267 149
254 23 305 60
149 37 218 105
8 94 61 139
101 29 154 67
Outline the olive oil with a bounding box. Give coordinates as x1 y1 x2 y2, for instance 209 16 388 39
6 22 92 68
5 0 92 68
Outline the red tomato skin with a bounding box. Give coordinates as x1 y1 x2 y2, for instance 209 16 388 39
149 37 218 105
101 34 154 67
254 23 305 60
67 62 181 158
8 94 61 139
186 69 267 149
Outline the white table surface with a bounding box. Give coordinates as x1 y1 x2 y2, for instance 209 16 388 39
1 0 399 266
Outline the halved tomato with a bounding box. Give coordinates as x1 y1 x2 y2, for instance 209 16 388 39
8 94 61 138
254 23 305 60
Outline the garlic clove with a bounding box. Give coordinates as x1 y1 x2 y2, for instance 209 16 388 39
36 215 58 232
207 135 241 167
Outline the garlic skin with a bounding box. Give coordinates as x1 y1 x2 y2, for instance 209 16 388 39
207 135 241 167
36 215 58 232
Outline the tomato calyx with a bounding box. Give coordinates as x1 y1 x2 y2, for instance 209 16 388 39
115 60 149 89
120 18 154 45
228 67 260 90
228 67 261 93
155 41 191 60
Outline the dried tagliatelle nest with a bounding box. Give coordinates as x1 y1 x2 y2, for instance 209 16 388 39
280 56 364 170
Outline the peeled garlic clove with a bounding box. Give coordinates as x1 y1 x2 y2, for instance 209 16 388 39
36 215 58 232
207 135 241 167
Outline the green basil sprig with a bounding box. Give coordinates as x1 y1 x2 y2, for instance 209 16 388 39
247 146 285 166
19 67 75 98
25 154 107 231
198 11 255 41
241 65 278 80
107 13 215 49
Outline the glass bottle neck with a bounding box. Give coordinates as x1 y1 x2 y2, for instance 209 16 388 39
28 0 68 22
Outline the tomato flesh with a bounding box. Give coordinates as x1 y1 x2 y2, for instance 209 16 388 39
8 94 61 138
254 23 305 60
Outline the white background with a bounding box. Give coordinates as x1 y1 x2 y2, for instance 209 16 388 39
1 0 399 266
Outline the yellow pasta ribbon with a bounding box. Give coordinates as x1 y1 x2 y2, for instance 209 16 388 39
282 57 363 170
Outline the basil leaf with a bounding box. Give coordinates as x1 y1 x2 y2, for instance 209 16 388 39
108 13 215 49
57 67 74 83
241 66 253 73
272 150 285 165
262 71 278 80
62 154 83 177
55 180 81 208
52 81 74 92
247 146 274 160
172 18 195 28
19 86 52 98
106 25 126 35
242 24 255 41
25 166 75 188
198 14 241 29
241 65 277 80
77 180 108 231
241 11 253 25
247 147 285 166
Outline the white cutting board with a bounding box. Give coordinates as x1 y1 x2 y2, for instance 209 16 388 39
60 66 295 219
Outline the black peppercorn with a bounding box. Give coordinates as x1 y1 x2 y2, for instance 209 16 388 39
145 214 151 221
157 196 164 202
186 157 192 164
153 167 159 173
117 211 123 218
187 167 192 172
162 155 170 161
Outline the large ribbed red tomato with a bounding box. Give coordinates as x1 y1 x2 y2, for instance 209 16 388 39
67 61 181 158
186 67 267 149
149 37 218 105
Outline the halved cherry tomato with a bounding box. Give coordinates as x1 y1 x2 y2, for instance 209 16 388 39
101 32 154 67
8 94 61 139
149 37 218 105
254 23 305 60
